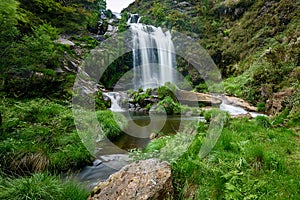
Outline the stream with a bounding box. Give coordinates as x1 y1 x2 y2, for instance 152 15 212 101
72 114 204 189
69 13 268 189
70 98 266 189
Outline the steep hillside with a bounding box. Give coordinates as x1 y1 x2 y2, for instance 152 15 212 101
124 0 300 116
0 0 110 98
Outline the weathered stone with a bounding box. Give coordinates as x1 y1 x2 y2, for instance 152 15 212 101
266 88 293 116
222 96 257 112
176 90 222 106
149 132 158 140
54 38 75 46
231 112 252 119
88 159 173 200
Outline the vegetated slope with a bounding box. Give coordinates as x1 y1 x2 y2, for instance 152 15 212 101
0 0 106 98
124 0 300 117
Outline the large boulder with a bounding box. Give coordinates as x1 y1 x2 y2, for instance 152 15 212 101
88 159 173 200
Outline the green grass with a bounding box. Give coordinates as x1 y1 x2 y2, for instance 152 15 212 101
0 173 89 200
130 116 300 199
96 110 128 139
0 98 127 175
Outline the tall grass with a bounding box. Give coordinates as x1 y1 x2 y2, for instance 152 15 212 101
130 116 300 199
0 173 89 200
96 110 127 139
0 98 92 174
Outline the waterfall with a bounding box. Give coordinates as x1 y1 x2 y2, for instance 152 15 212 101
128 14 177 89
104 92 124 112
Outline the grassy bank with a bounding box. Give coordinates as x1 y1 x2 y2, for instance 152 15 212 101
0 96 128 199
0 173 89 200
0 98 126 175
130 112 300 199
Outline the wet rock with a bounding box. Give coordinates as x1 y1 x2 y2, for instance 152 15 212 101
67 60 78 71
104 25 118 37
55 68 64 75
106 25 114 32
88 159 173 200
222 96 257 112
144 97 160 104
149 132 158 140
231 112 252 119
176 2 191 8
92 159 102 166
54 38 75 46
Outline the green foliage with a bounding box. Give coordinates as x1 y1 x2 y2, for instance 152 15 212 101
50 141 91 171
118 12 129 33
0 0 107 99
157 96 181 115
0 0 20 79
95 91 109 110
151 2 166 26
0 0 19 58
1 23 70 98
0 98 92 174
157 83 177 101
257 102 266 112
255 116 271 128
131 115 300 199
0 173 89 200
15 24 58 69
71 35 99 49
204 108 230 124
96 110 127 139
194 83 208 93
130 88 154 108
18 0 96 33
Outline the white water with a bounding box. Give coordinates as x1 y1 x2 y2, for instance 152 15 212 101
128 14 177 89
219 99 267 118
104 92 124 112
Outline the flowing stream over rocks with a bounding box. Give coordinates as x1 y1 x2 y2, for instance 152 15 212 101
71 14 267 191
73 97 266 190
103 92 125 112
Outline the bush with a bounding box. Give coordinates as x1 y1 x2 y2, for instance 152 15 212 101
255 116 271 128
257 102 266 112
157 96 181 115
157 83 177 101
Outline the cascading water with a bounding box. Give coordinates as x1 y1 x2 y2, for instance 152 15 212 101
128 14 177 89
104 92 124 112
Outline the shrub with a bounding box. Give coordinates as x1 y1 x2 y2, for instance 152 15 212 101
157 83 177 101
157 96 181 115
255 116 271 128
257 102 266 112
